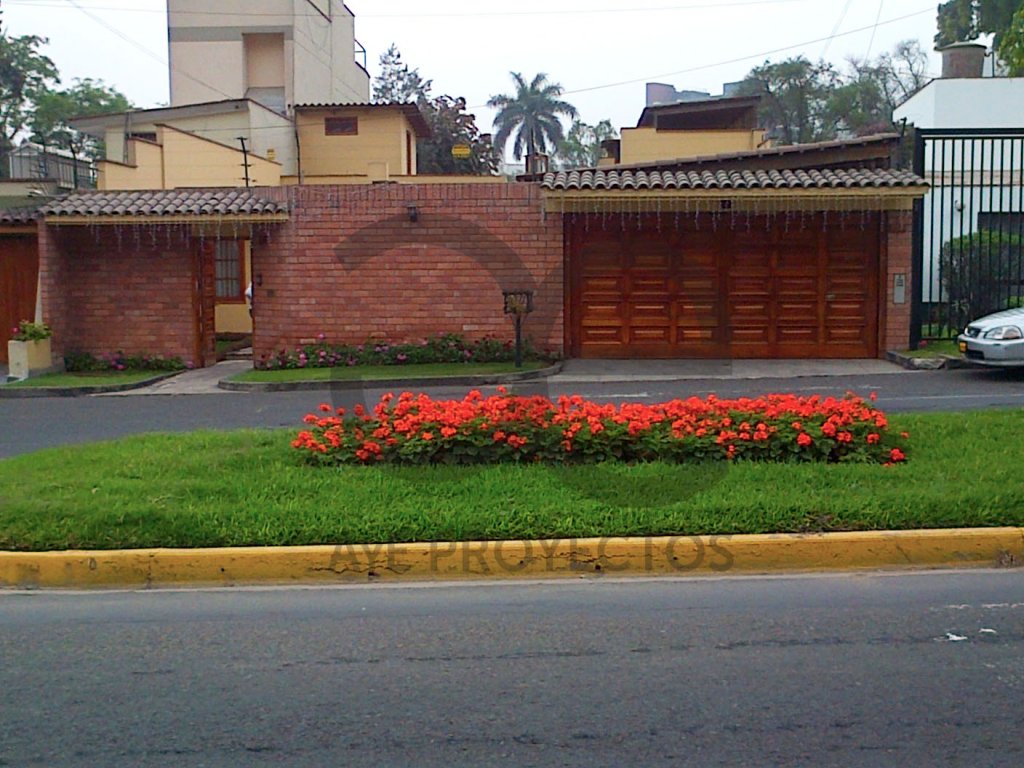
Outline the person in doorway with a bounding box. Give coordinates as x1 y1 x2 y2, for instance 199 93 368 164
246 281 253 317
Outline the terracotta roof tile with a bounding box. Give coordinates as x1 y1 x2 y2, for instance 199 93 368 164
0 206 40 224
541 167 925 191
42 189 288 218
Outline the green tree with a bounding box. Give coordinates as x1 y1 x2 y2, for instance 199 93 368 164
935 0 1019 48
30 78 132 162
417 95 500 175
371 45 496 175
737 57 841 144
996 5 1024 74
833 40 930 136
488 72 578 162
371 44 431 104
941 229 1024 329
0 6 59 177
556 119 617 169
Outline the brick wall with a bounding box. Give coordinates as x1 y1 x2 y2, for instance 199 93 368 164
39 225 201 365
252 184 564 362
883 210 914 353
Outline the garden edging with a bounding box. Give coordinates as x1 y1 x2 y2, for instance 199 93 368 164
0 370 185 398
885 350 970 370
1 527 1020 589
217 362 564 392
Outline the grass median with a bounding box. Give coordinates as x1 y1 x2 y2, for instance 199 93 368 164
3 371 168 388
1 409 1022 551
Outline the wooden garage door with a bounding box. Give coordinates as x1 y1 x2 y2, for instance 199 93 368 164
569 214 879 359
0 236 40 364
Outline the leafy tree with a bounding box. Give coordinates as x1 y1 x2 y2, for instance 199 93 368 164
737 57 840 144
371 44 496 175
0 6 59 177
996 6 1024 75
371 44 431 104
417 95 500 175
556 119 617 169
30 78 132 161
834 40 930 136
935 0 1019 48
488 72 578 162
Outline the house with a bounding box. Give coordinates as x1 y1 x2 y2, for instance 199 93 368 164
0 200 42 364
33 131 926 367
600 94 769 167
167 0 369 110
894 42 1024 339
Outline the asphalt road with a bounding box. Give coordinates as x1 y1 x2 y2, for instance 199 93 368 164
2 367 1024 458
1 571 1022 767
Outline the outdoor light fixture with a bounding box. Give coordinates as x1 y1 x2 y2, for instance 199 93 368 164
502 290 535 368
406 203 419 223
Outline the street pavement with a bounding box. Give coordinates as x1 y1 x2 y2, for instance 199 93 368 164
1 571 1022 767
2 364 1024 458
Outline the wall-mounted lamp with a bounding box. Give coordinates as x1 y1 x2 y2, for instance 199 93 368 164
407 203 419 223
255 273 263 287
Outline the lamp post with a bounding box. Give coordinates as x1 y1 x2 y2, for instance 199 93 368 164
502 290 535 368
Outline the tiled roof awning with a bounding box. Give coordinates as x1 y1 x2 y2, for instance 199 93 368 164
542 167 926 191
42 189 289 224
0 206 40 225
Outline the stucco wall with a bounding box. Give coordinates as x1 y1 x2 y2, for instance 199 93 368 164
619 128 766 164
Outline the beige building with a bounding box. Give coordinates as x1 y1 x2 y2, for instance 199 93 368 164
601 95 769 167
167 0 370 111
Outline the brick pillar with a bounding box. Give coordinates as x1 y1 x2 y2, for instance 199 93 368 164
883 210 913 353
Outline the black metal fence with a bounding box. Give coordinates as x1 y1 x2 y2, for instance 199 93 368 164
911 128 1024 346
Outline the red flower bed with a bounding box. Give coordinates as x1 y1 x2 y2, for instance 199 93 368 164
292 389 909 466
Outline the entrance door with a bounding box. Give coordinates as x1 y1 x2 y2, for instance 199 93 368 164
0 236 40 363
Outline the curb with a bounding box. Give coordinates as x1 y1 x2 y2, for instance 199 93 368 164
2 528 1021 589
885 350 969 370
216 361 564 392
0 370 185 399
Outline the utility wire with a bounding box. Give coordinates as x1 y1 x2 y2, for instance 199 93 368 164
821 0 854 59
864 0 886 61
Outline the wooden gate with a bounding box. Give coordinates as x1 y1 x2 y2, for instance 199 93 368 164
0 235 40 364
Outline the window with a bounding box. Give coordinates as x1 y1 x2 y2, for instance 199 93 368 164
215 241 245 301
325 116 358 136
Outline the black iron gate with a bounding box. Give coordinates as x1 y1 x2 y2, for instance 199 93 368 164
912 128 1024 346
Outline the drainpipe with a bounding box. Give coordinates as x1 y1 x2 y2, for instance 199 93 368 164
293 114 304 184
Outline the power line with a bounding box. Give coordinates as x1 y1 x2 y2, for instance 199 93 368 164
821 0 854 59
9 0 812 18
864 0 886 61
497 4 934 106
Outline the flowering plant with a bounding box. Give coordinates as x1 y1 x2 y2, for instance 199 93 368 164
64 351 187 372
259 333 549 370
11 320 52 342
293 390 909 467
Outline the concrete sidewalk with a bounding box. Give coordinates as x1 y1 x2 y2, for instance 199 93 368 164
550 358 908 383
98 360 250 396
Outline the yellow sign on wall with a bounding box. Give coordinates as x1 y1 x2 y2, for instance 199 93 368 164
451 144 472 159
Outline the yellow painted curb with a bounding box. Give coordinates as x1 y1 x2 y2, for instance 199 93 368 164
1 528 1021 589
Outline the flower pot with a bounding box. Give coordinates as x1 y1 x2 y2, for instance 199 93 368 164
7 338 54 380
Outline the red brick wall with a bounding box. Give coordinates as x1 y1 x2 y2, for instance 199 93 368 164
883 210 913 353
252 184 564 362
39 226 200 365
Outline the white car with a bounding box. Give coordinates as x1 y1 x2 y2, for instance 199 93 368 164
958 306 1024 367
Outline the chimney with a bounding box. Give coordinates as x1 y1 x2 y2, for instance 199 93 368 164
938 42 987 79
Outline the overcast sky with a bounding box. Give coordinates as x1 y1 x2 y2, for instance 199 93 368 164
3 0 951 137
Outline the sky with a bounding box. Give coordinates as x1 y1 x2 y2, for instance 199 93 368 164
1 0 952 141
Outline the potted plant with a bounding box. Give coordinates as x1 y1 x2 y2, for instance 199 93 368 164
8 320 56 380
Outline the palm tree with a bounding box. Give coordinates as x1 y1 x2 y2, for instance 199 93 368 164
487 72 578 163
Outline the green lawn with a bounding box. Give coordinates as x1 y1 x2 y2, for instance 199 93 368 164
3 371 164 389
1 410 1022 551
234 361 546 383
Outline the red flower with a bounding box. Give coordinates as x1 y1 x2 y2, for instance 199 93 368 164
867 433 881 444
493 430 507 442
797 433 813 447
889 448 906 463
421 432 435 441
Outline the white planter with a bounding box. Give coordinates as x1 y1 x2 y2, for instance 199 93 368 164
7 338 54 380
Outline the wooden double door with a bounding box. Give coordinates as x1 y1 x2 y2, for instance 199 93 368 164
568 214 880 359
